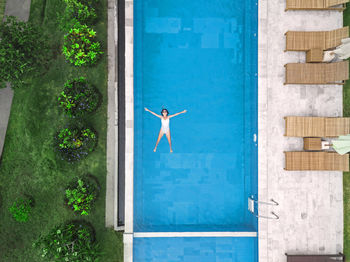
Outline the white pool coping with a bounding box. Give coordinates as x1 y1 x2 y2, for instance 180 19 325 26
134 232 258 238
124 0 134 261
124 1 134 232
257 0 268 261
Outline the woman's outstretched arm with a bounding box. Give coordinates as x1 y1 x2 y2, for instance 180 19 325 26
169 110 187 118
144 107 162 118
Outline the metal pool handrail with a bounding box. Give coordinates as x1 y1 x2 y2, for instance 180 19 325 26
248 196 279 219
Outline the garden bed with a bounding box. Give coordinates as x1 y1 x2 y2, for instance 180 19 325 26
0 0 123 260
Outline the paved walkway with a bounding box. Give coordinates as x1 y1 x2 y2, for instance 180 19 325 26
0 0 31 159
258 2 344 261
106 0 123 230
3 0 30 21
0 84 13 159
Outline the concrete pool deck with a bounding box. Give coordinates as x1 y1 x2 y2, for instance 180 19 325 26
258 1 343 261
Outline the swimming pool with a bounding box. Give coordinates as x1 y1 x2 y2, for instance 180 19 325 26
134 0 258 232
132 0 258 259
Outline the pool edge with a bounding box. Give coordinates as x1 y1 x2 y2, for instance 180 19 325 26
257 0 268 261
124 0 134 261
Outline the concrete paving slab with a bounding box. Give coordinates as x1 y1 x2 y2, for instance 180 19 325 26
106 0 117 228
4 0 30 21
0 85 13 159
258 1 344 261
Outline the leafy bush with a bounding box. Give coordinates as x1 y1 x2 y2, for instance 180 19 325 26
55 125 97 162
59 0 98 30
9 197 33 222
34 221 100 261
65 177 99 215
0 16 50 88
62 23 103 67
58 77 101 118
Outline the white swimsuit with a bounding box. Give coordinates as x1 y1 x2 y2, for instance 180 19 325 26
161 118 170 134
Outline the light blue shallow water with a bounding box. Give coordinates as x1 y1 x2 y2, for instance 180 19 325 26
133 237 258 262
134 0 258 233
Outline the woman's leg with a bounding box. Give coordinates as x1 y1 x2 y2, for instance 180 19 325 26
154 129 164 152
165 131 173 153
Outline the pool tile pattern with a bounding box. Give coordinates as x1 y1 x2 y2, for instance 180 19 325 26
134 0 258 233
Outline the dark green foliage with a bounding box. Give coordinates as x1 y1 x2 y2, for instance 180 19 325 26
62 22 103 66
65 177 99 215
59 0 98 30
34 221 100 261
58 77 101 118
55 125 97 162
0 16 50 87
9 197 33 222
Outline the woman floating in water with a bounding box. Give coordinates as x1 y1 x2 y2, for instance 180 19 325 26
144 107 187 153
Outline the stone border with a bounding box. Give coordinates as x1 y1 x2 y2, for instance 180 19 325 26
107 0 125 231
123 233 133 262
0 84 14 161
258 0 268 261
134 232 258 238
123 0 134 261
106 0 117 229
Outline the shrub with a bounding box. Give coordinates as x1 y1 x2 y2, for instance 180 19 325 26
0 16 50 87
65 176 99 215
58 77 101 118
9 197 33 222
34 221 100 261
59 0 98 31
62 23 103 67
55 125 97 162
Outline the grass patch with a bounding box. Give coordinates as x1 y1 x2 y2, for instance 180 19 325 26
0 0 123 261
344 2 350 258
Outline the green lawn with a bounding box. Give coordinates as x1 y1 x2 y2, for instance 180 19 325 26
344 2 350 258
0 0 123 261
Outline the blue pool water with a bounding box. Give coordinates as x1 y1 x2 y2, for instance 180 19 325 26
134 0 258 233
134 237 258 262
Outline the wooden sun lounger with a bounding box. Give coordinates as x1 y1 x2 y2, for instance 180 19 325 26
284 116 350 137
284 61 349 85
286 0 348 11
284 151 349 171
285 27 349 51
285 253 346 261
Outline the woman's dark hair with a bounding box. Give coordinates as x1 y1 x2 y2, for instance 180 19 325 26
161 108 169 116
